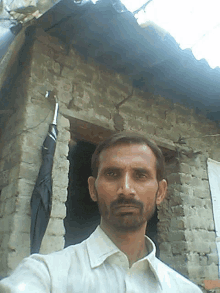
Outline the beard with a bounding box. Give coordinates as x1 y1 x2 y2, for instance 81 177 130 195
94 187 157 232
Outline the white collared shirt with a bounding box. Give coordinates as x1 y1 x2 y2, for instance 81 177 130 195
0 226 202 293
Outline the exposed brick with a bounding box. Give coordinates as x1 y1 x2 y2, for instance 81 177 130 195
53 54 76 69
127 120 155 134
33 40 54 59
167 173 182 184
165 110 176 125
7 233 30 270
0 183 18 202
50 200 66 219
17 178 35 198
59 115 70 129
168 230 186 241
170 217 186 229
159 242 172 254
13 214 31 234
109 87 125 101
171 205 185 217
19 162 39 183
52 186 68 203
0 215 13 233
46 218 65 236
179 173 192 184
171 241 188 255
61 66 75 79
179 163 191 173
0 233 10 250
207 253 219 265
193 188 210 199
94 105 111 120
204 280 220 290
40 235 65 254
0 170 10 188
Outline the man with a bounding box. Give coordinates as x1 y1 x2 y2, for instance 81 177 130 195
0 132 202 292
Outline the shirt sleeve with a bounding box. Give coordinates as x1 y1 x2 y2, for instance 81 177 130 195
0 256 51 293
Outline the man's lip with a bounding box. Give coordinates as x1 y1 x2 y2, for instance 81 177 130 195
115 205 139 209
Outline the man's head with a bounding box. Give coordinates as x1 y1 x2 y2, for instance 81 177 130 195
88 132 167 232
91 132 165 182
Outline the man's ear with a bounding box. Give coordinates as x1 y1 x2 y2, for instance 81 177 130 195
88 176 97 202
156 179 167 205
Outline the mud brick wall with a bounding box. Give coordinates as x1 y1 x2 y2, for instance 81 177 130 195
0 31 70 277
0 27 220 292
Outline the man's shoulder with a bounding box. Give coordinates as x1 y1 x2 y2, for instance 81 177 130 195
36 239 87 264
154 258 203 292
0 241 89 292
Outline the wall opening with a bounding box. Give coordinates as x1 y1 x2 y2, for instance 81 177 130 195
64 139 99 247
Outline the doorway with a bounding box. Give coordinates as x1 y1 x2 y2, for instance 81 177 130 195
64 139 99 247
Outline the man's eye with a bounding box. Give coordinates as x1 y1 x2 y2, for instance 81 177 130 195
106 171 117 177
135 173 147 179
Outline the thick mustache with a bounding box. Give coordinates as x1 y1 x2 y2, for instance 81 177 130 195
110 199 143 210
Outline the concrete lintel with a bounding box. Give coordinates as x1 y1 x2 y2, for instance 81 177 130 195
61 108 177 152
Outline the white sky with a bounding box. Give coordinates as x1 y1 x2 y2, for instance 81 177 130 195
120 0 220 69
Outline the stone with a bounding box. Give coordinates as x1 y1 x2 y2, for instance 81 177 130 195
59 115 70 129
52 186 68 202
0 170 9 188
159 242 172 254
207 253 219 265
179 163 191 173
19 162 39 183
46 218 65 236
168 230 186 241
167 173 182 185
171 241 188 255
40 235 65 254
13 214 31 234
171 205 185 217
50 200 66 219
179 173 192 185
0 215 13 233
170 217 186 229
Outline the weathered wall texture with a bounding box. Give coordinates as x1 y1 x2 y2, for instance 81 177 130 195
0 31 70 277
0 28 220 292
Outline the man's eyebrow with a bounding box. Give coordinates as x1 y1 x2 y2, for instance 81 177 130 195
101 167 152 174
133 168 152 175
102 167 121 172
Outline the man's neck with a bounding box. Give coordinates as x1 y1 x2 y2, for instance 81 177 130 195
100 221 148 268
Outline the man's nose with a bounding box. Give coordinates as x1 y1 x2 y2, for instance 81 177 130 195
117 173 135 197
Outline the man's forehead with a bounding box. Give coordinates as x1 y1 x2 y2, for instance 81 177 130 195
99 143 156 162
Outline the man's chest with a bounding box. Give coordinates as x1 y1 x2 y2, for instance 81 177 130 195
65 262 162 293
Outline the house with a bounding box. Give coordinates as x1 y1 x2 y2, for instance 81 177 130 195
0 0 220 291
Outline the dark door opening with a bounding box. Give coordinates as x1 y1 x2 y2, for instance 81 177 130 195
64 140 100 247
146 209 160 258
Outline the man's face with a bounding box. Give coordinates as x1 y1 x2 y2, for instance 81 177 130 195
88 144 167 232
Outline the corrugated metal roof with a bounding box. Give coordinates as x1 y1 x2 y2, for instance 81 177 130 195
0 0 62 59
1 0 220 123
133 0 220 69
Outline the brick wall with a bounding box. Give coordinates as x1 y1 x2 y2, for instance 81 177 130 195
0 27 220 291
0 31 70 276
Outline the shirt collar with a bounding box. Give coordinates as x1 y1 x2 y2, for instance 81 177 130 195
86 225 162 288
86 226 120 269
